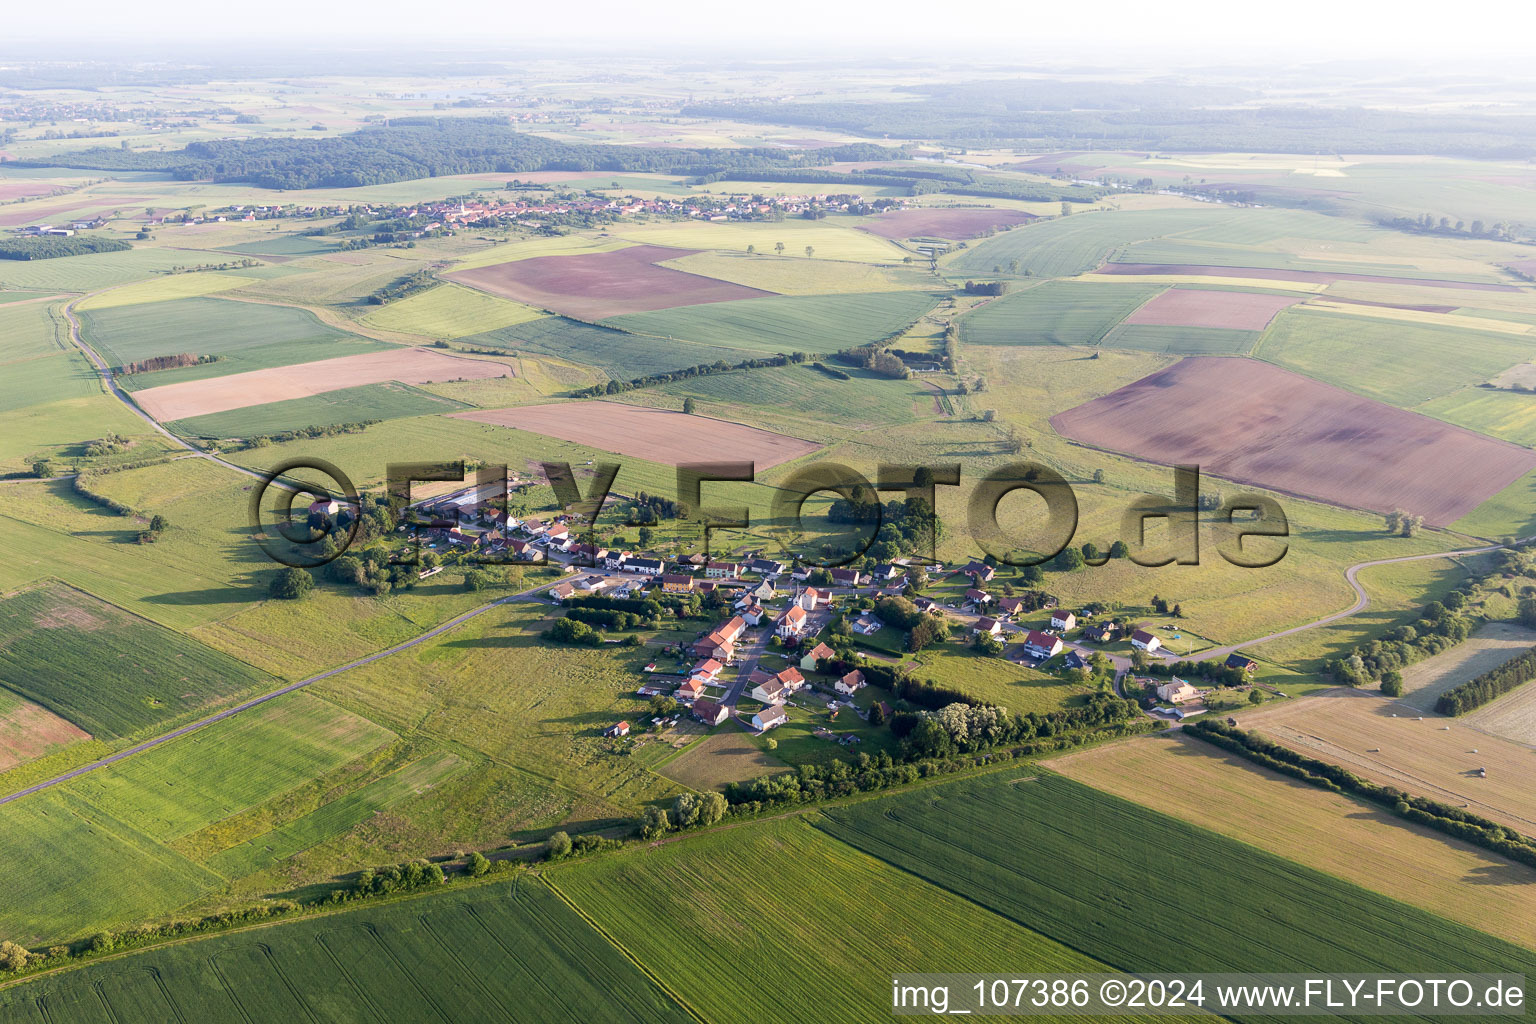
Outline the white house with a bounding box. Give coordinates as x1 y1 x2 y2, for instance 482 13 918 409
751 704 787 732
1131 630 1162 654
1155 678 1200 704
834 669 866 696
796 588 826 611
776 604 809 639
1022 630 1063 660
972 616 1002 637
1050 611 1077 631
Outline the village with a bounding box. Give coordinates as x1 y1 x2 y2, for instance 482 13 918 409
377 482 1272 760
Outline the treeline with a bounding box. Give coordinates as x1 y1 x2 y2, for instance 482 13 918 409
215 420 379 448
1436 646 1536 716
682 86 1536 159
23 117 908 190
155 258 260 274
691 165 1100 203
1136 658 1250 687
117 353 218 375
725 694 1153 810
0 236 131 260
962 280 1008 296
572 351 807 398
1376 213 1521 242
1327 592 1475 685
809 361 850 380
834 343 908 378
72 472 141 518
368 269 436 305
1186 718 1536 870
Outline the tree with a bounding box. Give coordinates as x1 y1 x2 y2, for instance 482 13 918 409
804 245 814 258
1092 469 1105 483
546 831 572 859
637 526 655 548
463 569 490 592
355 867 375 894
682 397 696 415
1108 540 1130 559
774 241 785 256
698 791 727 826
0 941 29 972
672 792 702 828
1520 597 1536 629
148 514 169 533
648 694 679 716
765 737 778 751
870 701 888 725
1060 202 1072 217
31 459 52 478
639 805 671 838
1248 687 1265 705
907 615 944 652
1380 670 1404 697
972 631 1004 655
269 567 314 600
90 932 114 953
1385 509 1403 534
1172 603 1183 618
1053 547 1085 572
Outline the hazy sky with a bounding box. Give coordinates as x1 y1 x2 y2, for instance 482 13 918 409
4 0 1533 63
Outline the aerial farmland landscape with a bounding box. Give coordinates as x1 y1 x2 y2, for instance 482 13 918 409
1 3 1536 1020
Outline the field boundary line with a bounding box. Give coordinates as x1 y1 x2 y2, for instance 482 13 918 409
539 876 711 1024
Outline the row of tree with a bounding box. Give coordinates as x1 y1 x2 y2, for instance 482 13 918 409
1187 718 1536 869
1436 644 1536 716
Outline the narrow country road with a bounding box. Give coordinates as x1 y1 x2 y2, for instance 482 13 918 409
0 573 590 808
59 292 298 489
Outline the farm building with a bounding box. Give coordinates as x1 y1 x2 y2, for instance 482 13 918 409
604 721 630 738
1226 653 1258 673
627 557 665 576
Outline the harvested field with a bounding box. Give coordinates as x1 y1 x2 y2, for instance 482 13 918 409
1098 261 1521 292
1466 677 1536 745
134 346 512 421
1049 357 1536 526
0 694 91 771
1052 732 1536 948
858 207 1034 240
451 401 821 468
1319 295 1458 314
1506 259 1536 278
657 730 785 791
1396 622 1536 713
445 243 773 319
1123 288 1300 329
1490 363 1536 389
1238 688 1536 834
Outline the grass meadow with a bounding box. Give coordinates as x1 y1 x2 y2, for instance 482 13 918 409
662 250 927 294
0 790 222 946
62 691 393 843
1416 387 1536 446
455 315 755 380
610 219 906 263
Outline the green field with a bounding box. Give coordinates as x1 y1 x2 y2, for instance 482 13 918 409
1117 236 1503 283
0 882 692 1023
0 789 222 946
1099 322 1258 353
359 282 545 339
601 290 942 355
205 750 464 876
1415 387 1536 445
216 235 341 257
64 691 393 843
818 773 1536 989
74 272 259 311
455 315 756 380
0 246 203 292
79 296 389 388
554 816 1183 1024
959 280 1164 347
168 381 472 438
949 208 1234 278
622 361 926 440
0 582 270 738
1257 308 1536 407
